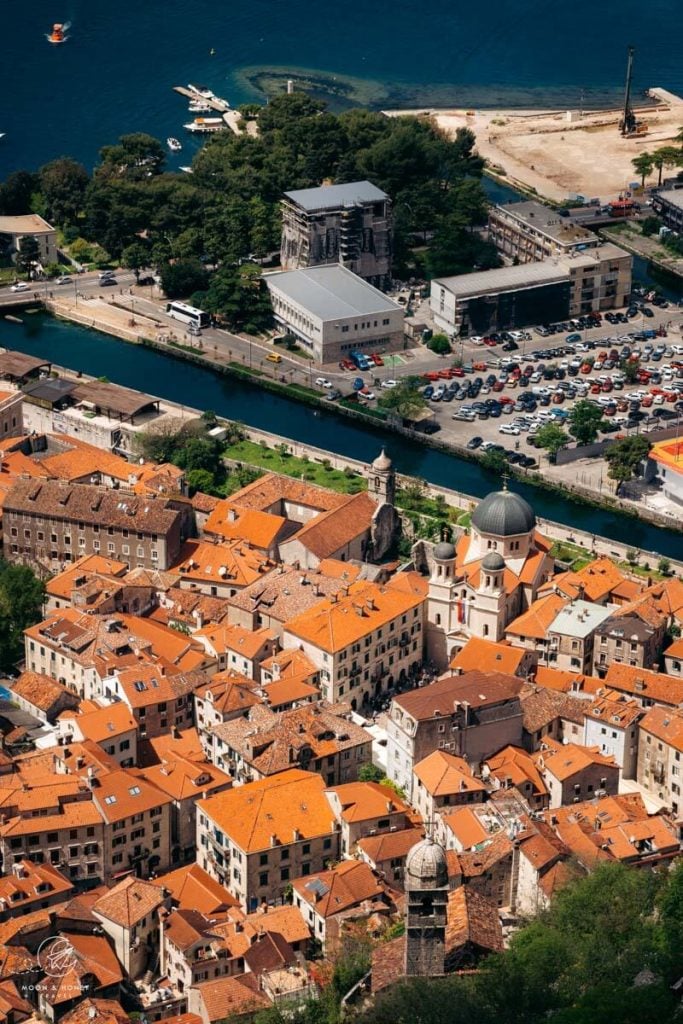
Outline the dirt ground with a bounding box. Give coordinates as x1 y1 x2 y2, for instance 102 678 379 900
386 88 683 203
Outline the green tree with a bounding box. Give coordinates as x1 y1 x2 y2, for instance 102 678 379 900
640 216 662 238
658 556 671 576
160 259 209 300
631 152 654 187
0 561 45 672
0 171 39 216
185 468 218 496
379 380 428 421
481 449 508 474
651 145 683 187
619 357 640 382
358 763 384 783
173 436 223 475
192 263 272 332
568 400 604 445
38 157 89 227
121 241 151 278
605 435 651 492
427 333 451 355
97 133 166 181
535 423 570 458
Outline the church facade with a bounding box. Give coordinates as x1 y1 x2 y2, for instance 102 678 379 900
426 488 554 670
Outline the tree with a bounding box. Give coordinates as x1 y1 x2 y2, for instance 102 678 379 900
605 435 651 492
427 333 451 355
568 400 604 445
38 157 89 227
97 133 166 181
619 357 640 383
534 423 569 458
658 556 671 576
121 242 151 278
0 561 45 672
481 449 508 474
651 146 683 187
0 171 39 216
358 763 384 783
159 260 209 300
378 380 427 421
15 235 41 276
134 418 200 463
172 436 223 475
192 263 272 333
631 152 654 187
640 216 662 238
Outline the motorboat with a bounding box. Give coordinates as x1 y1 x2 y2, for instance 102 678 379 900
188 101 213 113
47 22 69 43
183 118 226 134
167 137 182 152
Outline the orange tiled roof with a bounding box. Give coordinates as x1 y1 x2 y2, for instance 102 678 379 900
60 998 130 1024
198 769 336 853
520 685 586 733
194 622 276 661
70 702 137 743
533 666 603 696
0 860 72 908
357 827 422 865
262 676 319 710
446 886 504 955
91 768 173 824
583 692 643 729
135 751 232 803
10 672 77 713
327 781 409 822
191 974 268 1022
505 592 568 640
535 738 617 782
485 746 548 798
93 877 166 928
228 472 347 514
413 750 487 798
173 538 274 589
292 860 384 919
46 555 128 599
450 637 530 676
154 864 239 914
284 579 424 654
284 492 375 559
540 556 636 604
204 501 286 549
664 636 683 660
604 663 683 707
441 807 489 850
639 705 683 753
36 932 123 1007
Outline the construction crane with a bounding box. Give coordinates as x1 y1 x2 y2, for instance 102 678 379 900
619 45 637 136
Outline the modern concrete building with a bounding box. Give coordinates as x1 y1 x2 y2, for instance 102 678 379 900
265 265 404 364
647 438 683 507
0 213 57 267
651 188 683 232
431 244 632 336
488 201 599 263
280 181 392 288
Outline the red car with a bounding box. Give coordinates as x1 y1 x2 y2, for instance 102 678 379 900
438 369 453 379
451 367 465 377
339 359 355 371
370 353 384 367
424 371 440 381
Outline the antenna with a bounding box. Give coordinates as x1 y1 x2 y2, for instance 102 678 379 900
619 46 636 136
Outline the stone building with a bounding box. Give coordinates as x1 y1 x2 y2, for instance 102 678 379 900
280 181 392 288
404 837 449 978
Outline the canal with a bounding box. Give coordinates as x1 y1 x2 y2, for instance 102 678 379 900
3 313 682 559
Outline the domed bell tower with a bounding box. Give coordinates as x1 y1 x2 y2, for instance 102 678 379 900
404 837 449 977
369 448 395 507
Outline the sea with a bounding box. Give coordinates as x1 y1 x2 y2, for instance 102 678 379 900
2 0 683 178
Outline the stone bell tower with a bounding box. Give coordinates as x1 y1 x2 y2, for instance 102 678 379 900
368 448 395 506
368 448 401 561
404 836 449 978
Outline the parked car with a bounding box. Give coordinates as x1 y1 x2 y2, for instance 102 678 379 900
10 282 29 292
466 436 483 449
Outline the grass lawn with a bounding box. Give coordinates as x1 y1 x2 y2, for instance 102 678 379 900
225 438 367 494
550 540 592 570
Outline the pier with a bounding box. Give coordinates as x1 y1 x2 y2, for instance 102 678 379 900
173 85 230 113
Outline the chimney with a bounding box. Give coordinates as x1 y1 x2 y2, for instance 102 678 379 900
386 800 393 813
270 834 278 848
228 509 238 523
366 597 375 611
11 862 26 880
292 827 301 842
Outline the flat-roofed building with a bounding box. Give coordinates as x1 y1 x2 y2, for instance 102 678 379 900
280 181 392 288
0 213 57 266
652 188 683 231
544 599 614 674
0 388 23 439
265 265 404 364
647 438 683 506
488 200 598 263
431 243 631 336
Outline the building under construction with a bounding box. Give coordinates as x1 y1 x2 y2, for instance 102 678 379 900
280 180 393 289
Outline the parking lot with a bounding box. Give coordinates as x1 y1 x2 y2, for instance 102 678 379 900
328 295 683 465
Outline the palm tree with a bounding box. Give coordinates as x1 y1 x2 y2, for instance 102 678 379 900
631 152 654 187
652 146 683 186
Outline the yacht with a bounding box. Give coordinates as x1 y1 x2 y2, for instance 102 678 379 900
167 137 182 152
46 22 69 43
183 118 226 134
188 101 213 113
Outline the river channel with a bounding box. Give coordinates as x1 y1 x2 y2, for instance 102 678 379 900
3 313 682 560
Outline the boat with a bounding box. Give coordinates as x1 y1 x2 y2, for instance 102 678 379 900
183 118 226 134
167 137 182 152
188 101 213 113
179 166 194 175
46 22 69 43
187 84 216 100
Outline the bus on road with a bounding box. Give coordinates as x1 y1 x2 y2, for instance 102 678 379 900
165 301 211 329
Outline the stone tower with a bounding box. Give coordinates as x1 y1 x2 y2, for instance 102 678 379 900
368 448 395 506
404 836 449 978
368 449 401 561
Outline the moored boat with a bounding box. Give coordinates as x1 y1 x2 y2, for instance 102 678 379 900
183 118 226 134
46 22 68 43
167 137 182 152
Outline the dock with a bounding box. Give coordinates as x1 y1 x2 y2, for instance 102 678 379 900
173 85 229 113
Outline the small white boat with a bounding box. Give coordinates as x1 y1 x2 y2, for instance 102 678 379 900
167 137 182 152
183 118 226 134
188 101 212 113
179 166 193 174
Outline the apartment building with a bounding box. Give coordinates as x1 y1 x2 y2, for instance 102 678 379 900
593 601 667 678
211 703 372 786
194 623 277 681
3 478 183 573
291 860 386 951
10 670 80 723
194 672 261 754
324 781 411 856
637 706 683 815
197 769 339 911
582 692 642 778
280 181 392 288
0 212 57 265
91 768 174 883
544 600 613 673
92 877 170 980
0 388 23 439
412 750 487 824
0 860 73 921
534 739 619 808
386 671 524 799
488 201 599 263
282 578 426 707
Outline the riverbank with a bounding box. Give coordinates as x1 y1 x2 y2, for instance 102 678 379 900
23 297 683 536
599 224 683 283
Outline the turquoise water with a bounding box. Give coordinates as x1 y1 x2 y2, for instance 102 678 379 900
2 0 682 176
3 313 682 558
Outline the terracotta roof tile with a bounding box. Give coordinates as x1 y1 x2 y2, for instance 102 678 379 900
604 663 683 707
10 672 78 714
191 974 268 1022
505 592 568 640
394 670 522 721
326 782 409 822
520 686 586 733
154 864 239 914
450 637 530 676
639 705 683 753
413 750 487 798
357 827 422 865
292 860 384 919
446 886 503 955
92 876 165 928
